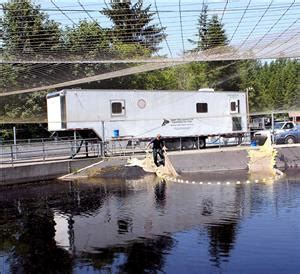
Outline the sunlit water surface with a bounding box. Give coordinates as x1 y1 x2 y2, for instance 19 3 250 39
0 170 300 274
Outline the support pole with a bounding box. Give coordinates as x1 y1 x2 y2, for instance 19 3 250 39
13 126 16 145
271 112 275 143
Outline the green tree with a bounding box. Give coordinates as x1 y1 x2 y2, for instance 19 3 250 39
206 15 228 49
238 60 262 111
189 7 239 91
205 15 239 91
0 0 62 122
2 0 62 59
188 4 209 51
101 0 165 54
64 20 110 59
238 59 299 112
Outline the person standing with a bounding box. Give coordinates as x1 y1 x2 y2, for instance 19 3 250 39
147 134 166 167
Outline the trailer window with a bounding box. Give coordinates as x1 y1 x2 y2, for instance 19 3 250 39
232 117 242 131
230 100 240 113
111 100 125 117
196 103 208 113
112 102 122 114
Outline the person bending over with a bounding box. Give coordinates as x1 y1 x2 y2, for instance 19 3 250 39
148 134 166 167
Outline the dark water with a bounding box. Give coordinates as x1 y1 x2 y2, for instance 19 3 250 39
1 171 300 274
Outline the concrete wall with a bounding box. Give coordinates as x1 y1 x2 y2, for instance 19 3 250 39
276 146 300 169
0 158 101 186
170 145 300 173
1 145 299 185
169 149 249 173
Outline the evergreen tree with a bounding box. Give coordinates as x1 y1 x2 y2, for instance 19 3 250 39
238 60 262 111
189 7 238 91
188 4 209 51
206 15 228 49
64 20 110 59
101 0 165 53
0 0 62 122
2 0 62 59
189 6 228 51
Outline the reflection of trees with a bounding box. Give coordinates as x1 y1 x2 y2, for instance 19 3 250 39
0 201 20 255
49 181 106 216
206 186 243 267
120 235 174 273
207 223 238 267
51 180 140 217
82 235 175 273
0 200 72 273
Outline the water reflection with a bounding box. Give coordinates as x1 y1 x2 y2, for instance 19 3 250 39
208 223 238 267
154 179 167 210
0 200 72 273
78 234 175 273
0 171 300 273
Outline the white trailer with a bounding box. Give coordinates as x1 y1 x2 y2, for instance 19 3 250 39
47 89 248 148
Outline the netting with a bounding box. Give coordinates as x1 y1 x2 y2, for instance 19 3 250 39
0 0 299 97
127 151 179 178
247 133 283 180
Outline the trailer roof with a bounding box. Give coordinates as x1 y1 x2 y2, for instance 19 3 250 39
48 89 245 96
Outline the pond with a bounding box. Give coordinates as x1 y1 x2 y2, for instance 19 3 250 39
0 170 299 273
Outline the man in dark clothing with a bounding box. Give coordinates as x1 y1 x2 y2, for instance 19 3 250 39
148 134 165 167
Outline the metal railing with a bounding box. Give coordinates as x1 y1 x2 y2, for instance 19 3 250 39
0 138 103 165
104 134 251 156
0 134 252 166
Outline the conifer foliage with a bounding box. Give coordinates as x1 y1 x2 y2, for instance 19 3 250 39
101 0 166 53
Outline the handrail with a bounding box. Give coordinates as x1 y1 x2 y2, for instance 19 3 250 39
0 135 251 166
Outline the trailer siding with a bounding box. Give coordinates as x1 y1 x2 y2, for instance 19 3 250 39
47 89 247 140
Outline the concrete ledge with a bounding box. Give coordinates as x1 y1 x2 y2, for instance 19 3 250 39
276 146 300 169
0 158 102 185
169 149 249 173
1 145 299 185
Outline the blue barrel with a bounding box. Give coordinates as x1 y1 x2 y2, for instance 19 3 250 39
251 140 257 147
113 129 119 138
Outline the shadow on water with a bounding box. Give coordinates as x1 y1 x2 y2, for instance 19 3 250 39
0 170 300 273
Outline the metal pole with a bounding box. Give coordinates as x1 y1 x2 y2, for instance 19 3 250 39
180 137 182 151
70 141 74 159
246 88 250 136
85 141 88 158
101 121 105 142
97 142 100 157
271 112 275 143
101 121 105 156
132 137 134 155
42 139 45 161
10 145 14 166
13 126 16 145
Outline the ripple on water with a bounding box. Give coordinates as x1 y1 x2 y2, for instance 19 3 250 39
0 171 299 273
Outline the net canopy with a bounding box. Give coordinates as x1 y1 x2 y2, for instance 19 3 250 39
0 0 299 123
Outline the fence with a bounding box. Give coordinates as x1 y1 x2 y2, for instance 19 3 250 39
0 138 103 165
0 134 251 166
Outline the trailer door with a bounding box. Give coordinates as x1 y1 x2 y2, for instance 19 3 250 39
47 92 66 130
